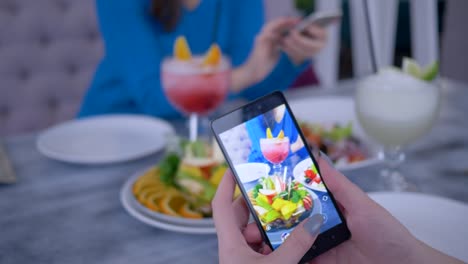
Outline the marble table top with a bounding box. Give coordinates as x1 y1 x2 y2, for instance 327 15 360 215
1 79 467 264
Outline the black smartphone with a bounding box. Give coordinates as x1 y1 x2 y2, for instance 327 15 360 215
211 91 350 262
295 10 342 32
282 10 342 37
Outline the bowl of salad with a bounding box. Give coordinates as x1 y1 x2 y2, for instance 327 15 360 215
290 96 379 171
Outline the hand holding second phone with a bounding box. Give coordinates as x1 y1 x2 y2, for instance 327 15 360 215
280 21 328 65
234 18 327 93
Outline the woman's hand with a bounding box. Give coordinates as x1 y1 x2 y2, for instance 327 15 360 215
231 18 328 93
281 24 327 65
212 169 324 264
213 152 464 264
231 18 297 92
311 153 464 264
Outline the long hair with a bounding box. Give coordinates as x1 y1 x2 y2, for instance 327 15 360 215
150 0 182 32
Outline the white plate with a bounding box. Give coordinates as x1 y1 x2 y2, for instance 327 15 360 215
369 192 468 262
234 163 270 183
37 115 174 164
120 169 216 234
292 158 327 192
289 96 378 171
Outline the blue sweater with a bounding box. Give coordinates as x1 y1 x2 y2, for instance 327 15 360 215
79 0 308 118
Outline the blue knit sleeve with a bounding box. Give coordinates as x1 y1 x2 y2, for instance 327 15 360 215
95 0 177 117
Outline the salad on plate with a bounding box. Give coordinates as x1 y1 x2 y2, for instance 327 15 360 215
292 158 327 192
248 175 313 231
299 122 368 167
132 138 235 219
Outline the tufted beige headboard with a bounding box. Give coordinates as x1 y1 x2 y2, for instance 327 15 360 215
0 0 103 137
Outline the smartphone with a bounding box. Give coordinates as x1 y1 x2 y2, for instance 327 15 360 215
211 91 350 262
291 10 342 35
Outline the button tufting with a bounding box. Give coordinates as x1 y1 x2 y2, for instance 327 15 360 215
66 64 78 75
47 97 58 110
0 105 9 118
56 0 70 12
4 2 19 16
17 69 30 81
86 31 98 42
38 34 51 47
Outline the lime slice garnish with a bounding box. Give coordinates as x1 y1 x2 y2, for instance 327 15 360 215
421 61 439 81
402 57 422 78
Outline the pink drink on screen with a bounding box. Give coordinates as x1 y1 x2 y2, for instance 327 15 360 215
260 138 290 164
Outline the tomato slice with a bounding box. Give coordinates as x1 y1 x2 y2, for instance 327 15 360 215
305 169 314 178
313 175 321 184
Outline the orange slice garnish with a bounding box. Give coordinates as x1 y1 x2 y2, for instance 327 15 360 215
136 186 165 203
266 127 273 139
178 203 203 219
144 192 167 212
158 192 186 217
203 43 221 66
277 130 285 139
174 36 192 61
132 167 160 194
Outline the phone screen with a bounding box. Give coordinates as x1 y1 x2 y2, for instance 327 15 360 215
217 104 343 249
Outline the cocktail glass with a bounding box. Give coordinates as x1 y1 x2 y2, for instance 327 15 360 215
260 137 290 176
161 56 230 141
355 68 440 191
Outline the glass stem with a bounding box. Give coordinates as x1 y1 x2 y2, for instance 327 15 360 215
189 113 198 142
382 146 405 171
380 146 411 191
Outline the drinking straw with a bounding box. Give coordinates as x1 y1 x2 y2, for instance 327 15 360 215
211 0 221 43
363 0 378 73
282 166 288 192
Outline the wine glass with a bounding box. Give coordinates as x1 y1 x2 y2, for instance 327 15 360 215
355 68 440 191
161 56 230 142
260 137 290 176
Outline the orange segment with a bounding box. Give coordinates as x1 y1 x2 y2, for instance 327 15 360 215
174 36 192 61
144 192 166 211
203 43 221 66
266 127 273 139
132 167 160 194
158 193 186 217
277 130 285 139
178 203 203 219
136 186 165 203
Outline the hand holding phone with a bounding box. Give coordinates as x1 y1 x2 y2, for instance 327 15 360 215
212 91 350 262
212 169 325 263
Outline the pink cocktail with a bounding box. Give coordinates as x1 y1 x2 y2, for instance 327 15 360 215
260 137 290 175
162 56 230 141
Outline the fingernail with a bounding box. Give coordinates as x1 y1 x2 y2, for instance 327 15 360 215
304 214 324 237
319 151 334 166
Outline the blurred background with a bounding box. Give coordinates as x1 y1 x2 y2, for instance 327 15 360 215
0 0 466 137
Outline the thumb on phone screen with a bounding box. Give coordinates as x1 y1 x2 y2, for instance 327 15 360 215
269 214 324 263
